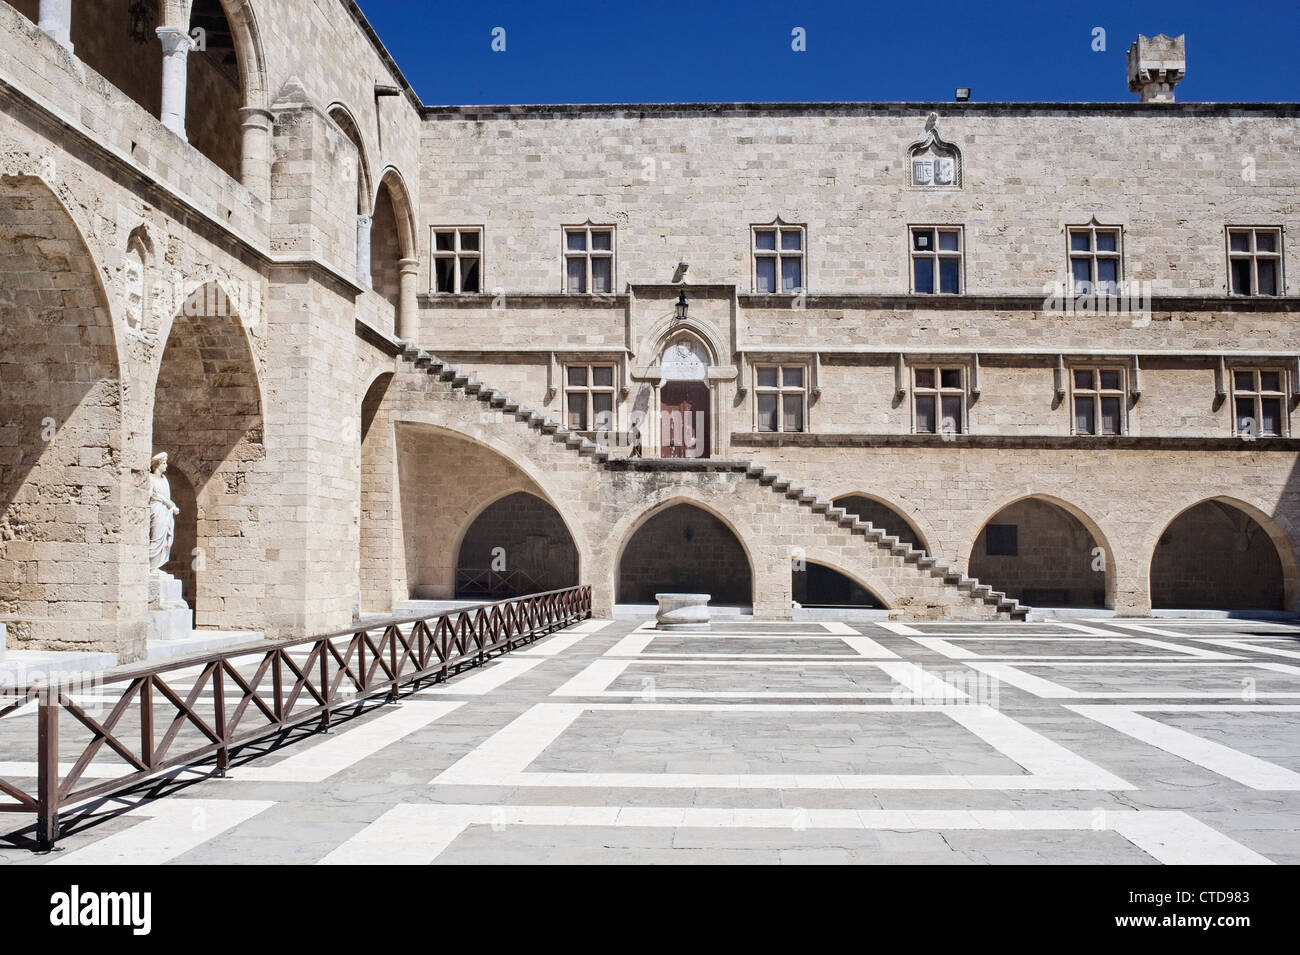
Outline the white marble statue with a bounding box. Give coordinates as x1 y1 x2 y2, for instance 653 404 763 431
148 451 180 572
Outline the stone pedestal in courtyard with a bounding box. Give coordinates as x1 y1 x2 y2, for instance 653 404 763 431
148 571 192 641
655 593 711 631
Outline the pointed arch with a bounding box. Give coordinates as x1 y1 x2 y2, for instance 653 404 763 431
967 493 1114 608
794 559 887 608
327 102 374 216
833 493 933 554
1150 496 1296 611
616 498 755 605
454 491 580 598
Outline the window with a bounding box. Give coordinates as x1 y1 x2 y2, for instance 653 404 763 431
910 226 963 294
1067 224 1122 294
563 225 614 293
754 365 807 432
985 524 1018 557
564 364 616 434
752 223 805 293
912 366 965 434
1231 368 1286 437
1227 227 1283 296
431 227 482 293
1071 367 1125 436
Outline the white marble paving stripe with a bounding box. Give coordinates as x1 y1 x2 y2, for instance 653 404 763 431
876 621 924 635
910 637 978 659
877 662 969 700
321 804 1260 865
0 702 465 783
49 798 275 866
1050 622 1121 636
1106 621 1214 640
1194 639 1300 661
818 622 859 634
422 657 547 695
431 702 1131 791
236 701 464 782
515 621 608 657
1067 704 1300 791
603 633 656 657
965 662 1083 698
1128 638 1239 660
839 635 899 658
552 658 925 699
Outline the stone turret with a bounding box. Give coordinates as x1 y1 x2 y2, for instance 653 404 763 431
1127 34 1186 102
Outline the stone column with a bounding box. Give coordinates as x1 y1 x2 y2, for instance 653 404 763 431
156 26 194 140
356 215 373 288
397 256 419 340
239 106 273 198
37 0 72 53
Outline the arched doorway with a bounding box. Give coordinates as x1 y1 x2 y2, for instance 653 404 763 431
657 335 712 459
151 282 264 628
793 561 883 608
968 497 1109 608
1151 500 1286 610
0 176 127 649
455 492 579 598
618 503 752 605
835 495 929 552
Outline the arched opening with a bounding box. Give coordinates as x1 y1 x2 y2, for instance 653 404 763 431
968 497 1108 608
370 171 415 312
455 492 579 598
161 463 199 610
617 503 752 605
0 176 125 649
186 0 244 180
359 372 395 611
793 561 883 608
328 105 372 218
151 282 264 627
1151 500 1286 610
657 334 712 459
835 494 929 552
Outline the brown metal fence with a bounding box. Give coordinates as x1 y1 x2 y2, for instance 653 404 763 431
0 586 592 848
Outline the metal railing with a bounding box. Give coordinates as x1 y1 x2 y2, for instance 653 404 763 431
0 585 592 848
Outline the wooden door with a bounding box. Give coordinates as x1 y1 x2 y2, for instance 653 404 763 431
659 381 710 458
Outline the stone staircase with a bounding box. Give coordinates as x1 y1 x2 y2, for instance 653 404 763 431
399 345 1029 621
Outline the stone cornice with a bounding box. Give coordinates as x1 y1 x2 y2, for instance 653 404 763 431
736 294 1300 312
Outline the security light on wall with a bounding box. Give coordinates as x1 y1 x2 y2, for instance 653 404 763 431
955 88 971 102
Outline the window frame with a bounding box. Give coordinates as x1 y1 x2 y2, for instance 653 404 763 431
911 364 967 435
563 362 618 436
1230 366 1288 437
1069 365 1127 436
908 225 965 295
1066 223 1123 295
1226 226 1284 297
753 363 809 433
429 226 483 294
562 224 616 295
750 222 806 294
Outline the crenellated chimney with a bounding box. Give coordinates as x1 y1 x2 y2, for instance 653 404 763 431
1127 34 1186 102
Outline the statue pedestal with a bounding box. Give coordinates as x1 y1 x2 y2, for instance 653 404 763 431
149 571 193 641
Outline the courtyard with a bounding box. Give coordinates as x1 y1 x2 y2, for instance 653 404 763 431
3 615 1298 865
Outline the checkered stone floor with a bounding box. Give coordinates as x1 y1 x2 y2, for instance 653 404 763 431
4 616 1300 865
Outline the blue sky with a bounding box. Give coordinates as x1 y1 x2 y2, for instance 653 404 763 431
356 0 1299 105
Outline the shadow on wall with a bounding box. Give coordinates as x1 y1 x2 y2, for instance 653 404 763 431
617 503 753 604
455 491 579 598
968 498 1106 608
1150 500 1285 610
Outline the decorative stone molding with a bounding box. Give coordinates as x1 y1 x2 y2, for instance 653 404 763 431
907 113 962 188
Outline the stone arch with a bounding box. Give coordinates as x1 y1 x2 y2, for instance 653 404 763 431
370 167 417 313
1150 497 1295 611
793 559 886 608
454 491 580 598
392 420 587 601
967 494 1114 608
641 316 725 370
0 175 132 651
123 224 154 330
328 103 374 216
615 499 755 605
151 280 265 627
833 492 933 554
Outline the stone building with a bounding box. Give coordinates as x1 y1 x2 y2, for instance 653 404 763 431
0 5 1295 662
